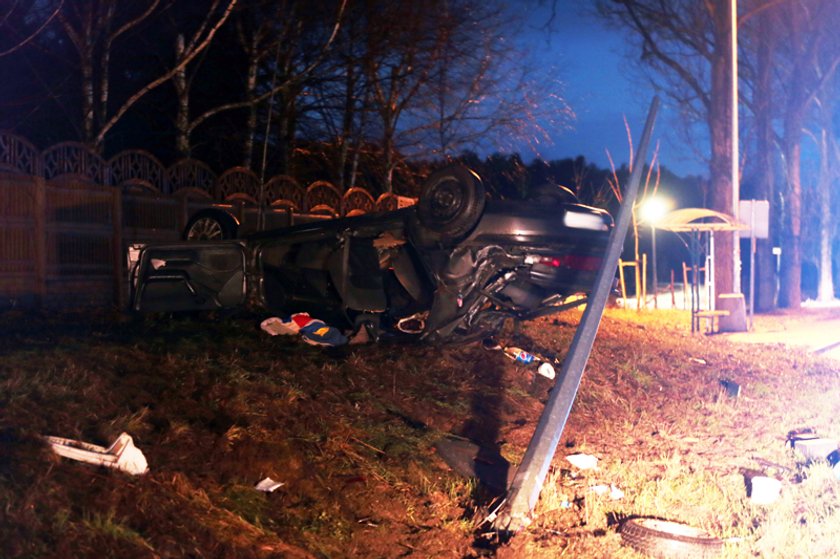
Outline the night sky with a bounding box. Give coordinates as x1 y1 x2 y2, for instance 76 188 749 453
516 2 707 178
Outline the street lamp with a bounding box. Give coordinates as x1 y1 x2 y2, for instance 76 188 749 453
639 195 671 309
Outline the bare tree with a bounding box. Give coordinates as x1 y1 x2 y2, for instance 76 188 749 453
596 0 737 297
740 4 779 311
413 3 572 161
804 52 840 302
171 0 346 168
50 0 238 152
56 0 162 149
0 0 64 57
770 1 840 308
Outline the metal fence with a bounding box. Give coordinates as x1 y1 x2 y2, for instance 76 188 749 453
0 132 410 309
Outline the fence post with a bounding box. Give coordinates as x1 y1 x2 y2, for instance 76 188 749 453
180 195 189 234
34 176 47 308
112 186 124 309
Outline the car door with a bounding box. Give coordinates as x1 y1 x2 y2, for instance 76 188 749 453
131 242 247 312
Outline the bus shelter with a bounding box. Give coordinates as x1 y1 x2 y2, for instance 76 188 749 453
656 208 748 333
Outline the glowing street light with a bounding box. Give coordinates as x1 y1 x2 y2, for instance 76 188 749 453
639 195 672 309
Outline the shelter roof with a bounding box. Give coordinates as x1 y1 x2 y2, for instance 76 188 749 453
656 208 748 232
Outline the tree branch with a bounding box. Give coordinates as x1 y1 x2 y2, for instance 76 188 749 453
95 0 238 147
0 0 64 57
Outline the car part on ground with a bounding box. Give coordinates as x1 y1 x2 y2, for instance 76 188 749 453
619 518 724 559
130 164 613 343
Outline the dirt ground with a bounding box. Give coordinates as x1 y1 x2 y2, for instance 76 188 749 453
1 305 839 558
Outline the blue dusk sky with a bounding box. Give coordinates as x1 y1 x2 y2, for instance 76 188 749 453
514 1 708 177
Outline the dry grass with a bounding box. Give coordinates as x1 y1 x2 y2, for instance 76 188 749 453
1 307 839 557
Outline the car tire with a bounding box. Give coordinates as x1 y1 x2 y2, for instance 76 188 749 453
183 210 238 241
619 518 724 558
414 165 485 244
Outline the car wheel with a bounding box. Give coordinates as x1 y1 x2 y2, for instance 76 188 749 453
619 518 723 558
183 210 238 241
415 165 485 243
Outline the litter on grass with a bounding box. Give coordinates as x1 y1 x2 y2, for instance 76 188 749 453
482 337 558 379
749 475 782 505
255 477 285 492
260 313 348 347
791 438 838 461
590 484 624 500
719 379 741 398
46 432 149 475
566 453 598 470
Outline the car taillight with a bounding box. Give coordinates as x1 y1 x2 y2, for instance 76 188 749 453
536 255 602 272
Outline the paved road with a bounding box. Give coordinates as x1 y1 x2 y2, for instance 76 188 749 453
723 307 840 360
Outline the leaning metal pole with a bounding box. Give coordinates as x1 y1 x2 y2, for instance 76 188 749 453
492 97 660 532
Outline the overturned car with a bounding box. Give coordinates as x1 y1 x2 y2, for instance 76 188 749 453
129 165 613 342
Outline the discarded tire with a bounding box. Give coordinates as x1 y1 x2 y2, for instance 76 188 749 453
619 518 723 559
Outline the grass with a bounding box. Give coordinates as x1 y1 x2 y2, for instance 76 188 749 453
1 307 840 557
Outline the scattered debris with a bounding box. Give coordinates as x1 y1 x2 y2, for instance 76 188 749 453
827 450 840 479
620 518 723 557
255 477 285 492
786 427 818 441
590 484 624 500
751 457 794 475
395 312 426 334
260 313 348 347
566 453 598 470
536 362 556 379
45 432 149 475
433 436 512 492
786 428 839 466
791 437 838 461
719 379 741 398
483 337 558 379
260 316 299 336
748 475 781 505
299 320 348 347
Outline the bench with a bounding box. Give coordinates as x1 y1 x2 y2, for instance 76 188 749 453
693 309 730 334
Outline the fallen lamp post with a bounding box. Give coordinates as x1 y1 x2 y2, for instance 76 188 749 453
491 96 660 533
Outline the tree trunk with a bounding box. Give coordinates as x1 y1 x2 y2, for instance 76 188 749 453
242 37 259 170
709 12 734 298
337 62 356 189
97 49 111 152
779 109 803 308
817 129 834 301
81 57 96 146
382 109 395 193
752 10 777 311
173 34 190 157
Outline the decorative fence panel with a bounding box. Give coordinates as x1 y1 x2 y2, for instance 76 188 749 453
0 172 39 306
0 132 413 309
43 176 119 307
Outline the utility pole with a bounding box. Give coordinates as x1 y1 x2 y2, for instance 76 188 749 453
731 0 741 293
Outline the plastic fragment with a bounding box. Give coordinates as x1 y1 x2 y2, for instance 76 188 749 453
46 432 149 475
255 477 285 492
566 453 598 470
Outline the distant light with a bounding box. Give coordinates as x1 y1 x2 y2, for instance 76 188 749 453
639 195 672 225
